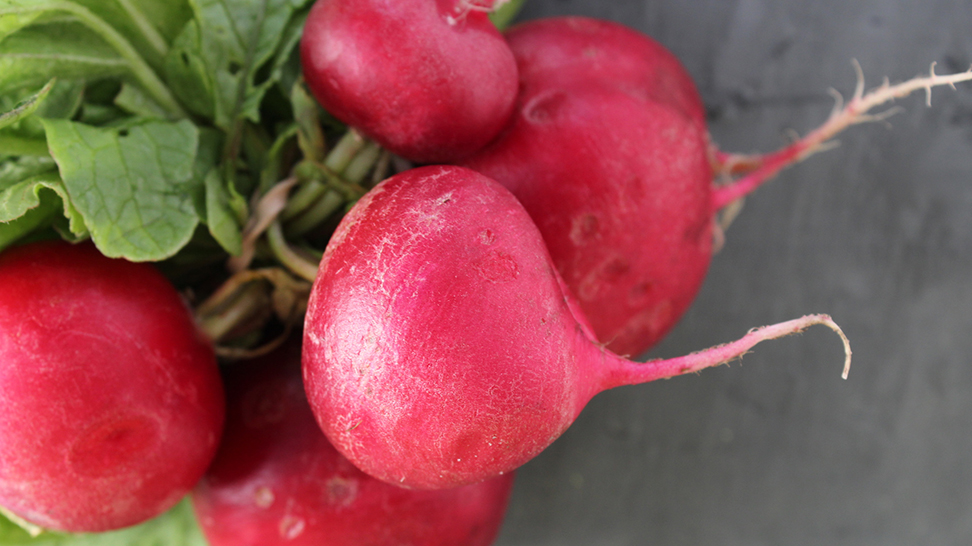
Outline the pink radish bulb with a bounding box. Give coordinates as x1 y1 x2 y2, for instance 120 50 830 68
506 16 707 133
194 338 514 546
302 165 850 490
0 241 225 532
300 0 518 163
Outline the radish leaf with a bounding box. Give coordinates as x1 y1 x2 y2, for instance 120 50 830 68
43 119 205 261
0 79 54 131
0 499 207 545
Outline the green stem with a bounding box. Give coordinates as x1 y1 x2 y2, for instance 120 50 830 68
295 161 367 201
283 189 343 238
292 82 327 163
267 220 320 282
21 2 187 118
115 0 168 59
343 141 382 185
324 130 367 173
196 281 270 343
280 178 327 221
259 125 299 195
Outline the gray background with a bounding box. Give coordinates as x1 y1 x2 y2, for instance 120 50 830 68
494 1 972 545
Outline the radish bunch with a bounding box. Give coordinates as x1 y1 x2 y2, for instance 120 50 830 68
3 0 971 542
296 0 970 494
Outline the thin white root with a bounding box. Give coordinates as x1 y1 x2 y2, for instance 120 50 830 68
797 61 972 161
819 316 853 380
745 315 852 380
852 58 866 102
717 197 746 235
712 60 972 211
827 87 845 118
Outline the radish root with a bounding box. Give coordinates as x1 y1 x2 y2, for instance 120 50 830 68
711 61 972 211
608 314 852 390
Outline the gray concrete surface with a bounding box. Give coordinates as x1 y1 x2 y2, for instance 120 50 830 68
494 1 972 544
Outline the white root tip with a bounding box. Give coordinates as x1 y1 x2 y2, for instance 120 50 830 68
747 314 852 379
852 58 866 101
827 87 845 119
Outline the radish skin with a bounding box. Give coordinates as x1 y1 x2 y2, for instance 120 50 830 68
194 339 514 546
0 241 224 532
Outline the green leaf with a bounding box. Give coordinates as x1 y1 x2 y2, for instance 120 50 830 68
0 155 56 185
203 168 243 254
43 118 203 261
271 7 309 100
164 0 312 130
68 0 193 70
0 2 45 41
0 79 85 138
0 79 54 131
0 22 129 96
0 170 86 250
0 0 185 118
0 171 68 222
0 499 207 546
114 83 171 119
0 79 84 156
161 20 213 119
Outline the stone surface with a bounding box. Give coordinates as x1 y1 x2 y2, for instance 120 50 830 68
495 1 972 545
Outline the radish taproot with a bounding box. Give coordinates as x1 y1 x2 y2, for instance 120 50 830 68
300 0 518 164
0 241 225 532
302 165 851 490
464 16 972 357
194 338 514 546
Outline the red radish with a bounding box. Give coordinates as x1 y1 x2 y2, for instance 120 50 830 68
505 16 707 133
194 339 514 546
465 16 972 357
300 0 518 164
0 241 225 532
302 165 851 490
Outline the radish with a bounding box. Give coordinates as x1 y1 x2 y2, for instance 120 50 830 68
0 241 225 532
193 338 514 546
464 16 972 357
302 165 851 490
504 16 707 133
300 0 518 164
